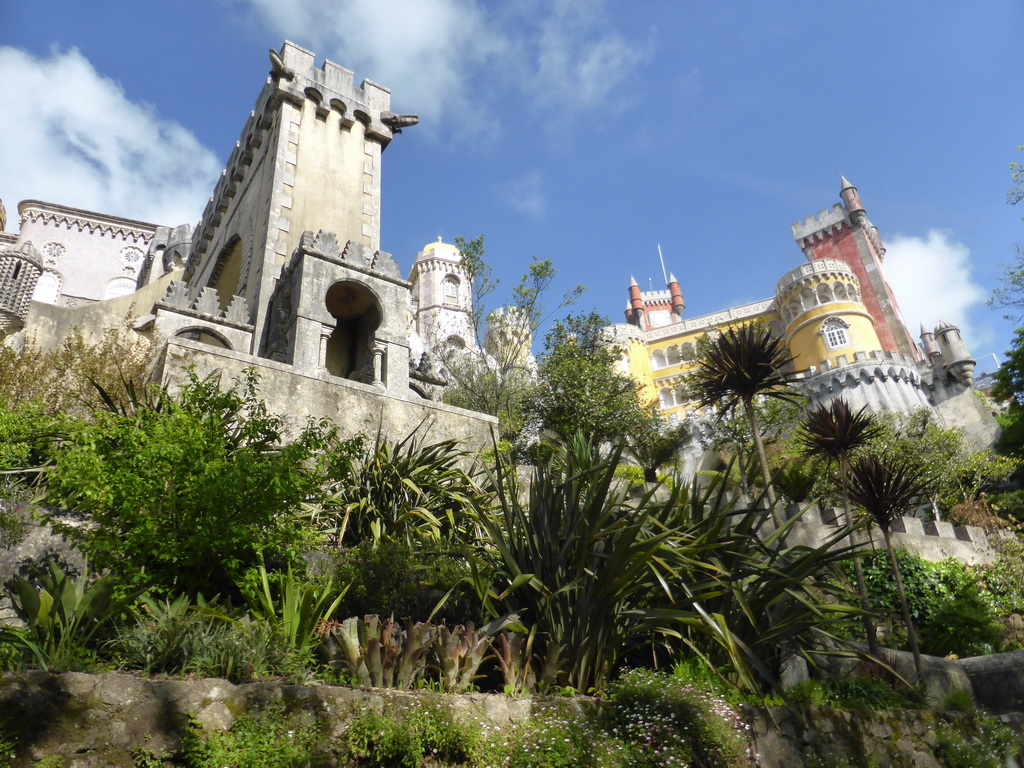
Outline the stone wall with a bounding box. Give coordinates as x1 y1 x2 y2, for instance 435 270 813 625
0 672 1021 767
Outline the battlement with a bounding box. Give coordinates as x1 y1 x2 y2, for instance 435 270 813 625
775 258 858 295
276 41 391 113
791 204 849 242
785 502 996 566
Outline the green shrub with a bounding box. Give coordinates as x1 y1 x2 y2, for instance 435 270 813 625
339 698 478 768
114 597 313 683
855 550 1001 656
328 538 477 624
6 562 138 671
474 709 616 768
179 706 323 767
823 677 923 711
43 370 334 600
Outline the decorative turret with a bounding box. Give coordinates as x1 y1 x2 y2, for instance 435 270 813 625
627 277 644 326
934 320 976 386
0 241 44 333
840 176 866 225
668 273 684 318
919 323 941 365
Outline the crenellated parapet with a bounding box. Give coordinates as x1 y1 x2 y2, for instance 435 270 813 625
775 259 863 331
791 204 850 247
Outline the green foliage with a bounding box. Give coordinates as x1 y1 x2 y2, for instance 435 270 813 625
115 601 313 683
43 370 332 599
318 429 485 548
855 550 1001 657
625 421 691 484
474 710 615 768
606 668 751 768
179 707 323 767
869 409 1019 513
0 323 155 418
666 476 860 694
934 711 1020 768
823 676 924 711
440 235 584 439
6 562 138 671
325 615 436 689
977 534 1024 617
339 698 478 768
241 560 348 660
328 538 477 624
471 433 685 693
528 312 655 444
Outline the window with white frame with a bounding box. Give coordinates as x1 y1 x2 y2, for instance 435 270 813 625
443 275 459 305
821 317 851 349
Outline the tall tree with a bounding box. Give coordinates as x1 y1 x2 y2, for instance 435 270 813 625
691 324 798 515
527 311 656 444
437 235 584 438
846 455 930 682
798 399 883 655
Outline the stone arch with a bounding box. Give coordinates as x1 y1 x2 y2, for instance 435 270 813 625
304 87 323 104
210 235 243 313
324 281 382 380
651 349 667 369
666 345 681 365
352 109 372 128
680 342 695 361
175 326 232 350
833 282 849 302
816 282 833 305
329 98 347 117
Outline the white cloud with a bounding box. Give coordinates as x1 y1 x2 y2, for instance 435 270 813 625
884 229 989 349
503 171 545 217
245 0 650 129
0 46 220 228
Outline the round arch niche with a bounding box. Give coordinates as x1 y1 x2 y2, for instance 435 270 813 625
324 281 382 380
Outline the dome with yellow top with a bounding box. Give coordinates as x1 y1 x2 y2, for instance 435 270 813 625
415 237 461 264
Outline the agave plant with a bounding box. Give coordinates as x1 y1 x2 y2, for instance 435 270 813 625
847 454 929 681
798 398 883 655
691 324 799 514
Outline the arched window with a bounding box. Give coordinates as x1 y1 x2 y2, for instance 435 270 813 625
821 317 851 350
32 270 62 304
651 349 667 369
443 275 460 305
103 277 137 300
666 345 681 365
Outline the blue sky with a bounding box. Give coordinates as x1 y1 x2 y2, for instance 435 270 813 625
3 1 1022 370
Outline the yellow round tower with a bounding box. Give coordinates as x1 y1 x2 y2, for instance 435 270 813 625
775 259 881 372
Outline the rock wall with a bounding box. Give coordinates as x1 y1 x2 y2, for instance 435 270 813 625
0 672 1021 767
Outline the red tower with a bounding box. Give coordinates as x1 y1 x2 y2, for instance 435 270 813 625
791 178 919 360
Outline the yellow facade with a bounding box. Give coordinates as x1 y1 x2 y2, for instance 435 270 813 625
617 258 885 422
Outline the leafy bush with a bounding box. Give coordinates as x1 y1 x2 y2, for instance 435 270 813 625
43 370 333 599
339 698 479 768
114 601 313 683
328 538 477 624
855 550 1001 657
180 706 323 767
318 429 486 548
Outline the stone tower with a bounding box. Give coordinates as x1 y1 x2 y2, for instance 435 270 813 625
0 241 43 333
791 178 918 360
408 239 476 350
182 41 417 353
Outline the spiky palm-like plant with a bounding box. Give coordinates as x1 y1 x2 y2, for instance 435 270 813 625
847 454 928 681
692 324 798 513
627 421 692 483
798 398 883 655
